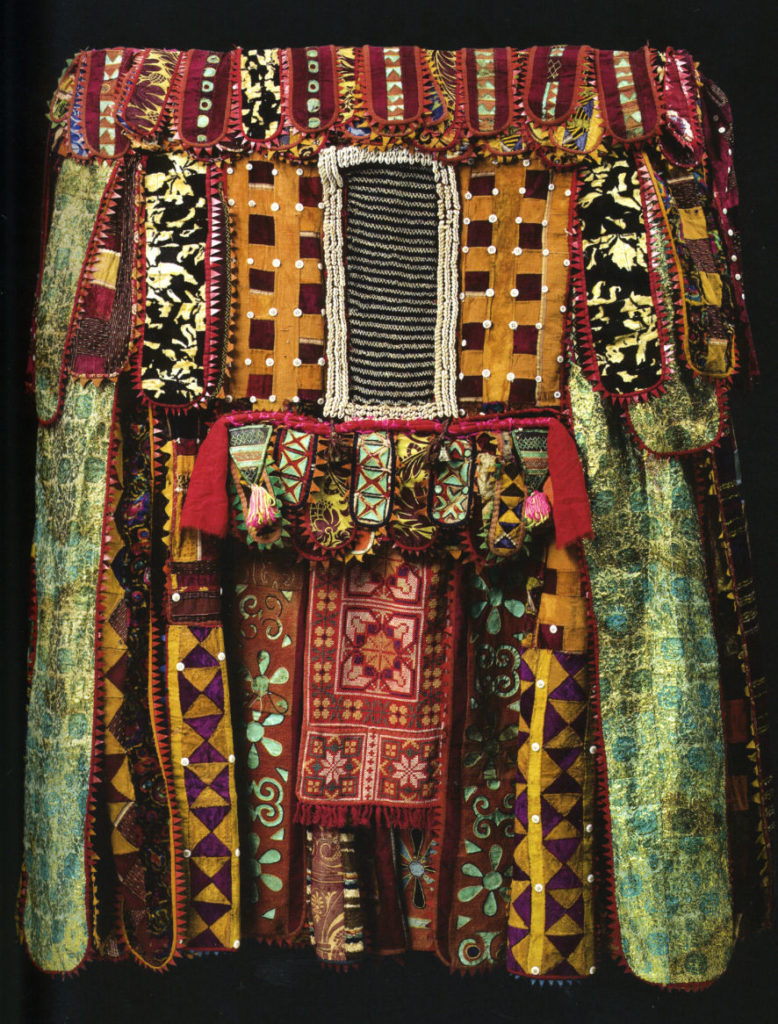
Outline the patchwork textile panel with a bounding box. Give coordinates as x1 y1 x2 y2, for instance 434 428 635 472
20 43 773 992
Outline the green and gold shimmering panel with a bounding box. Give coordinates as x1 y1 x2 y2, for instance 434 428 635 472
568 363 733 986
23 382 116 971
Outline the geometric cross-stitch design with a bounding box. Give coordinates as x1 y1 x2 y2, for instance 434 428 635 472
226 156 325 406
507 648 595 979
351 431 393 528
296 550 454 825
457 158 571 409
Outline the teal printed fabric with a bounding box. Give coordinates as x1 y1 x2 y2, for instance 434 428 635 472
23 382 116 971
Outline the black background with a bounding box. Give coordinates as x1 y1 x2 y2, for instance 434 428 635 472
3 2 777 1021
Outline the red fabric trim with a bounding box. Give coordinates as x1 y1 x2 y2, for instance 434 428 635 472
176 50 234 148
547 418 592 547
632 47 660 138
286 46 340 132
180 417 231 537
524 45 587 126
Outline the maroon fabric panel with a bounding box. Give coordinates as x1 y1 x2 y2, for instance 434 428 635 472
553 45 583 122
492 48 512 133
463 49 480 132
248 319 275 350
365 46 388 122
513 326 538 354
463 47 512 134
83 50 107 153
468 174 495 196
364 46 422 124
287 46 339 132
462 323 486 351
525 45 552 121
525 45 583 124
399 46 422 122
299 234 321 259
596 50 628 141
178 50 232 146
631 47 659 137
298 341 324 364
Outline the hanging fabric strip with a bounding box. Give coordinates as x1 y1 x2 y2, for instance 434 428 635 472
22 382 116 972
523 45 587 125
69 157 141 379
595 47 659 143
507 648 595 979
34 159 112 424
238 49 282 142
100 392 184 968
446 561 541 972
306 828 365 964
571 154 670 403
117 48 180 140
568 362 733 987
138 153 228 408
225 548 307 944
163 438 241 951
361 46 424 126
80 48 133 158
286 46 340 132
462 48 513 135
704 436 775 924
175 50 235 148
225 156 325 405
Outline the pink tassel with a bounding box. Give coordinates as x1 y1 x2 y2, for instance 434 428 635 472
523 490 552 525
246 482 278 530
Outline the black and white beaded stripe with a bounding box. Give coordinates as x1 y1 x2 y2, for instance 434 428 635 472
343 164 439 407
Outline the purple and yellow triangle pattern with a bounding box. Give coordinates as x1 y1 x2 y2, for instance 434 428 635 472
507 648 595 978
168 623 241 950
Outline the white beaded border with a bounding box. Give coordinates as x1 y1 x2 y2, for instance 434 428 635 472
318 146 460 420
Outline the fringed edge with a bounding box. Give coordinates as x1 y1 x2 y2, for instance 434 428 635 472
202 163 231 401
294 803 437 830
636 150 681 381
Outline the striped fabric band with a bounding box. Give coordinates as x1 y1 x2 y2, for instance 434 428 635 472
320 147 459 419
